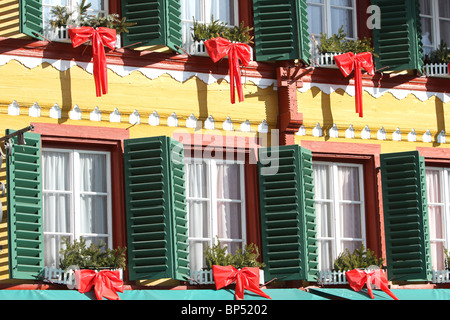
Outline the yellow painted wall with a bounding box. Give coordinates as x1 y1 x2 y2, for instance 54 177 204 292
296 87 450 153
0 0 25 39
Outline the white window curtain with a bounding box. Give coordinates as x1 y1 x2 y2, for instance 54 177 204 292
420 0 450 55
42 149 112 268
307 0 356 41
425 168 448 270
314 162 365 271
185 159 245 271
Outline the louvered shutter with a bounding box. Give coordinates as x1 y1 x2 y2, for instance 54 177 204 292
6 130 44 280
253 0 310 63
380 151 432 281
19 0 43 39
124 136 189 281
121 0 182 52
258 145 318 282
371 0 424 72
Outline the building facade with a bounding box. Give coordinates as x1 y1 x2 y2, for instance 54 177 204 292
0 0 449 300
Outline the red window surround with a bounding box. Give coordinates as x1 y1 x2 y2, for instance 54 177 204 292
300 140 384 260
173 132 263 252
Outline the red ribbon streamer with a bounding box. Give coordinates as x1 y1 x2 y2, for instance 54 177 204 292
68 27 117 97
204 37 252 104
334 52 374 118
212 265 271 300
346 268 399 300
75 269 124 300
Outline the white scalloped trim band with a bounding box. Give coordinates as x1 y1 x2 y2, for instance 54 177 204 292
298 82 450 103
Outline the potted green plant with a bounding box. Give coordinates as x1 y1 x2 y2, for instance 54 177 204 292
190 16 253 55
311 26 375 67
190 239 265 285
59 237 126 271
333 244 384 272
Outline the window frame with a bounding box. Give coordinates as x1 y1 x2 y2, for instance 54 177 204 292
425 166 450 270
420 0 450 55
306 0 358 40
313 160 366 271
42 147 113 262
184 157 247 270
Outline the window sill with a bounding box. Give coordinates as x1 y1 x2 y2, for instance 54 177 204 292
43 27 122 48
189 269 264 285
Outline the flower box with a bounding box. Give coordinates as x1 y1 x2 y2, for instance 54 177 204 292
311 52 341 68
189 269 265 286
43 266 123 289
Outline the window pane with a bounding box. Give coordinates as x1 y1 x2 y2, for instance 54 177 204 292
430 241 445 270
419 0 432 15
341 240 363 254
439 0 450 19
439 20 450 46
189 240 209 270
316 202 333 237
43 151 70 191
80 153 107 193
314 164 331 199
341 203 362 238
44 234 68 268
44 194 71 233
80 194 107 234
429 205 444 239
217 202 242 239
421 16 434 48
217 163 240 200
87 0 106 12
337 166 360 201
82 236 109 248
426 169 441 203
186 162 208 198
319 240 333 270
331 8 354 38
211 0 235 25
220 240 242 256
181 0 201 21
307 4 324 36
189 200 209 238
330 0 351 7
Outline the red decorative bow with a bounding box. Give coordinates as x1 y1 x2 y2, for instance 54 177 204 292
212 265 271 300
346 268 398 300
204 37 252 104
68 27 117 97
334 52 374 118
75 269 124 300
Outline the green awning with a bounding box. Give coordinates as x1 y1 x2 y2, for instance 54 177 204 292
0 288 327 300
309 288 450 300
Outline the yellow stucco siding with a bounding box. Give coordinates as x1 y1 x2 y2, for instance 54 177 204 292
0 59 278 133
297 86 450 153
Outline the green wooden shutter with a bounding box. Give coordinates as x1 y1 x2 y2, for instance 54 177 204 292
372 0 424 72
124 136 188 281
253 0 310 63
121 0 182 52
380 151 432 281
19 0 43 39
6 130 44 280
258 145 318 282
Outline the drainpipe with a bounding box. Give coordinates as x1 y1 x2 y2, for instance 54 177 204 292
276 61 303 146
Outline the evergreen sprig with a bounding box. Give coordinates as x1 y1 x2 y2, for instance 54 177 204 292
333 244 384 271
424 40 450 64
316 26 375 55
204 239 265 270
191 16 253 44
59 237 127 271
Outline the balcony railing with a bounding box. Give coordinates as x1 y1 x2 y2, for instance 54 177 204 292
42 266 123 288
43 26 121 47
423 62 449 78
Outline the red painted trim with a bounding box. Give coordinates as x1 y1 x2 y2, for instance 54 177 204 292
356 0 372 40
31 123 129 280
300 140 385 261
417 147 450 167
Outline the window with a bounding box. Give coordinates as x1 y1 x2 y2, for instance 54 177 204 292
425 167 450 270
42 148 112 268
185 158 246 271
43 0 108 40
307 0 357 40
420 0 450 56
180 0 239 54
313 162 365 271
